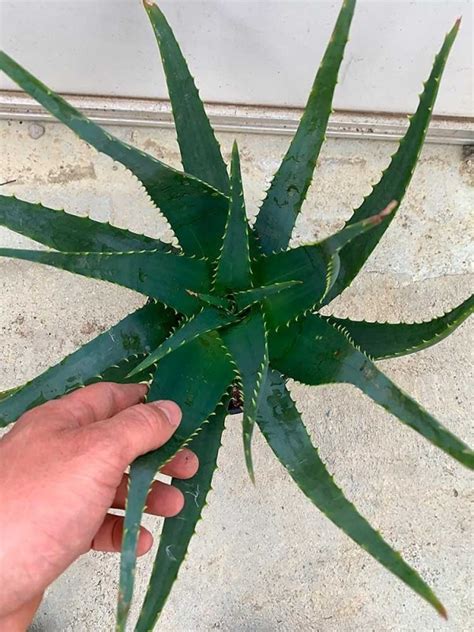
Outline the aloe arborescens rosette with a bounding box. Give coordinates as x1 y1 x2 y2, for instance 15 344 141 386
0 0 472 629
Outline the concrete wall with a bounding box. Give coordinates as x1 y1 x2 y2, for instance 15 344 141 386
1 0 473 116
0 119 472 631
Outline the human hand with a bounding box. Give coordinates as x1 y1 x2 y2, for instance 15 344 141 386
0 382 198 629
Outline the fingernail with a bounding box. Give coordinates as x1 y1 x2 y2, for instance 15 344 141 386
150 400 182 427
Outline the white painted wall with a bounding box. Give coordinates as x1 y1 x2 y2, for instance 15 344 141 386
0 1 472 116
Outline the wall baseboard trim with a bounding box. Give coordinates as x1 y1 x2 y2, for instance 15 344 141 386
0 91 472 146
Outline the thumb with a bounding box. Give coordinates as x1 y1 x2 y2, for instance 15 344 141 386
93 400 182 464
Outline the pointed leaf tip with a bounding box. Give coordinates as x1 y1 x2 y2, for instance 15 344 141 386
369 200 398 225
144 0 230 196
438 604 448 620
326 293 474 360
231 142 240 170
254 0 355 254
127 307 236 377
214 141 251 293
323 19 460 305
143 0 155 8
257 368 449 620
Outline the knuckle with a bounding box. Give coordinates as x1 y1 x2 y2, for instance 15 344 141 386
99 381 124 405
129 403 167 431
75 425 119 460
71 398 97 425
19 399 62 426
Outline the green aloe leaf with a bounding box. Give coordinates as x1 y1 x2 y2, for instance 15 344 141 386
256 368 446 618
0 194 169 253
96 353 159 385
117 333 233 631
0 386 20 402
144 0 229 194
128 307 237 377
221 307 268 481
0 195 169 252
190 291 232 311
0 247 209 315
0 301 174 427
233 280 302 312
257 205 394 328
214 143 252 293
323 19 460 304
270 314 473 468
325 294 474 359
134 396 229 631
0 51 228 259
254 0 355 254
0 354 155 406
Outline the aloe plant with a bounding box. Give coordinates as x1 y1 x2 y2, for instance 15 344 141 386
0 0 472 628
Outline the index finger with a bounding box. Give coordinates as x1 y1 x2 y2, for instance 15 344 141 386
60 382 149 426
21 382 149 429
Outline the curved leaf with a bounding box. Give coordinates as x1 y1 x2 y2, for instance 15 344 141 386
256 368 446 618
96 353 158 386
325 294 474 359
257 205 394 328
0 194 168 253
233 280 301 312
0 301 174 427
144 1 229 194
0 51 228 259
270 314 473 468
254 0 355 254
128 306 236 377
190 291 232 311
134 397 228 631
117 333 233 631
323 20 460 304
0 247 209 315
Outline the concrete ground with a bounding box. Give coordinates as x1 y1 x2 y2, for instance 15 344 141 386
0 119 472 631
